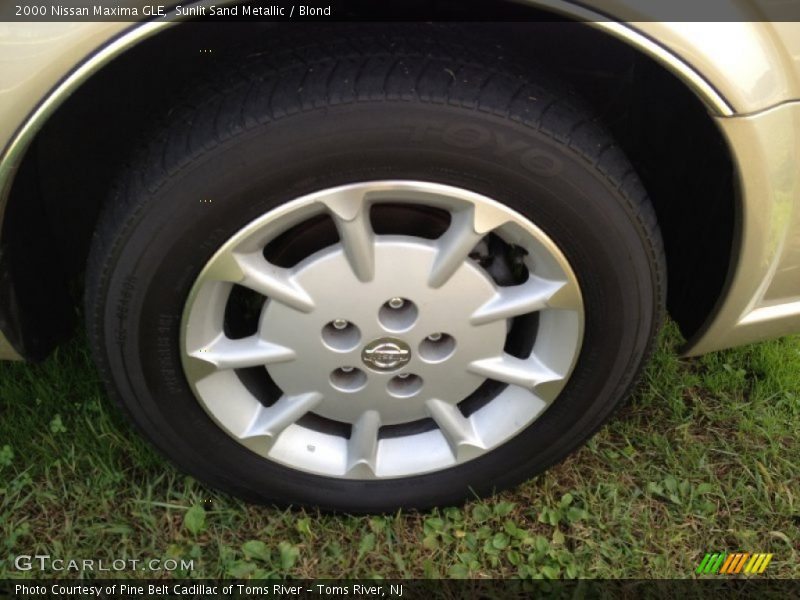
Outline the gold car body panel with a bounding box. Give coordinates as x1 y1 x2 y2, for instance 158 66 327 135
0 329 22 361
1 3 800 359
686 102 800 355
0 21 156 230
623 21 800 114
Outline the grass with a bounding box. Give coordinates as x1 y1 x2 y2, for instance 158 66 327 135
1 322 798 579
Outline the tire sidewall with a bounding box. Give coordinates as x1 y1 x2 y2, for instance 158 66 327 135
97 102 659 510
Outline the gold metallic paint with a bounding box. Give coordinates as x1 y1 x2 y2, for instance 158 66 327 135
685 102 800 355
0 329 22 361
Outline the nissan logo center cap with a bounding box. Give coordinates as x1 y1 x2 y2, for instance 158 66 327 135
361 338 412 372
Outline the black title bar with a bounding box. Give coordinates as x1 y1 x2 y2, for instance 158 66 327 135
3 0 800 22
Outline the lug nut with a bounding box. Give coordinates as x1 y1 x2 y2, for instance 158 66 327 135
388 297 404 309
427 332 442 341
341 366 354 372
397 373 410 379
332 319 348 330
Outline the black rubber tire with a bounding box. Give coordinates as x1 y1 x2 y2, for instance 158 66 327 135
85 26 666 512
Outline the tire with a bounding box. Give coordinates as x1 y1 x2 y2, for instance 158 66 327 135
86 26 665 512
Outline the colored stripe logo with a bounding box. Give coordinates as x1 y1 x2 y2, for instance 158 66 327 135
696 552 773 574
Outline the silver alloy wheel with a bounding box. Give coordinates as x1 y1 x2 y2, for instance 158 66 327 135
180 181 584 479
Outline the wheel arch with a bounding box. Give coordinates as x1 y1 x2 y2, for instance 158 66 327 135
0 5 743 359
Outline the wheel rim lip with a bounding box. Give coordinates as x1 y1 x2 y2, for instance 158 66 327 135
179 180 585 479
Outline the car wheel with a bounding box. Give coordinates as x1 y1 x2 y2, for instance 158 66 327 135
86 29 665 511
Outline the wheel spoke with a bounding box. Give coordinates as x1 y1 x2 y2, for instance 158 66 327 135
428 208 485 288
321 187 375 282
189 334 295 370
207 250 315 312
239 392 323 445
346 410 381 477
470 275 574 324
425 399 486 461
468 353 563 401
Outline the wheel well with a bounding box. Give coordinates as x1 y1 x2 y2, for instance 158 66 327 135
2 19 735 358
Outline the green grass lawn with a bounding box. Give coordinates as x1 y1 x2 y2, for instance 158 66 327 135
1 323 798 579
